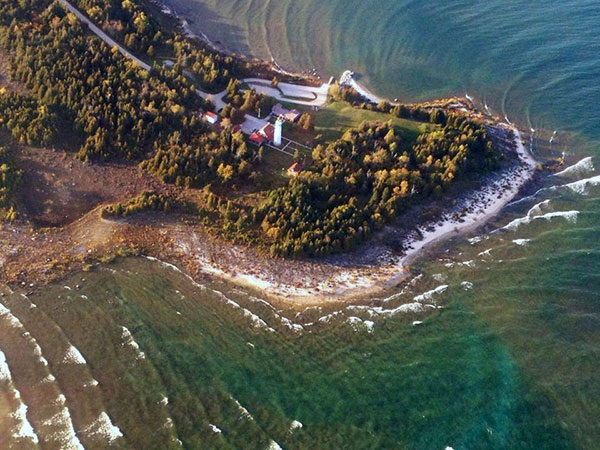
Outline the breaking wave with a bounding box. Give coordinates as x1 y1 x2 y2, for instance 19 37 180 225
554 156 594 177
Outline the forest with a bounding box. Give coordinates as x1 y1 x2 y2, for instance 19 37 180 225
101 190 175 217
72 0 162 55
141 129 258 187
0 92 58 146
255 116 499 257
0 0 207 162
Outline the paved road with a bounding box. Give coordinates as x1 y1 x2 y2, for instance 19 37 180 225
243 78 330 107
57 0 151 71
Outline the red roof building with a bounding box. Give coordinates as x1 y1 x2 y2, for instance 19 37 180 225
259 123 275 142
249 131 266 145
287 162 303 177
204 111 219 124
249 123 275 145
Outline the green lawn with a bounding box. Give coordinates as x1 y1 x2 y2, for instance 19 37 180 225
313 101 434 145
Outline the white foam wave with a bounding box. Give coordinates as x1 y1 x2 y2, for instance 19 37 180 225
461 281 474 290
267 440 283 450
468 236 483 244
210 423 222 433
121 327 146 360
0 350 39 444
347 316 375 333
512 239 531 246
279 316 304 332
317 311 343 323
413 285 448 302
43 406 84 449
42 373 56 384
219 293 275 332
233 398 253 421
538 211 579 223
504 205 579 231
554 156 594 177
561 174 600 195
83 411 123 443
84 378 99 388
63 345 87 365
503 200 551 231
290 420 303 431
346 301 436 319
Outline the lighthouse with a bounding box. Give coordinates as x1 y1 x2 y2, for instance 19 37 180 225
274 118 283 146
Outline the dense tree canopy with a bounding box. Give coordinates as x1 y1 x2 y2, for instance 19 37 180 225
141 129 258 187
0 0 206 161
0 92 58 146
73 0 162 54
101 190 174 217
255 117 499 257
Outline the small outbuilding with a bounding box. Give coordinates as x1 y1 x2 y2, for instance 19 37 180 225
204 111 219 124
272 103 300 122
287 162 303 177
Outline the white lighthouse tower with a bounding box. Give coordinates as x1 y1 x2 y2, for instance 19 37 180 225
274 118 283 146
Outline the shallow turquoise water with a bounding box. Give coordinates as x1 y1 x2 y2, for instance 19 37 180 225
4 257 585 448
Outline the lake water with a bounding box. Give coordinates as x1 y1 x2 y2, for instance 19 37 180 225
1 0 599 448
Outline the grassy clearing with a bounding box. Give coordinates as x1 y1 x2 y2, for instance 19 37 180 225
281 100 435 154
313 101 433 144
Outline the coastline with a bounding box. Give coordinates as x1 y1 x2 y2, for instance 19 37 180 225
1 122 536 307
183 125 537 304
0 1 540 307
141 5 542 303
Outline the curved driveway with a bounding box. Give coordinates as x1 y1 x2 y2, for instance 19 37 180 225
243 78 330 107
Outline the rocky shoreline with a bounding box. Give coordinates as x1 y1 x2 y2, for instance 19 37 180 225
1 118 538 307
